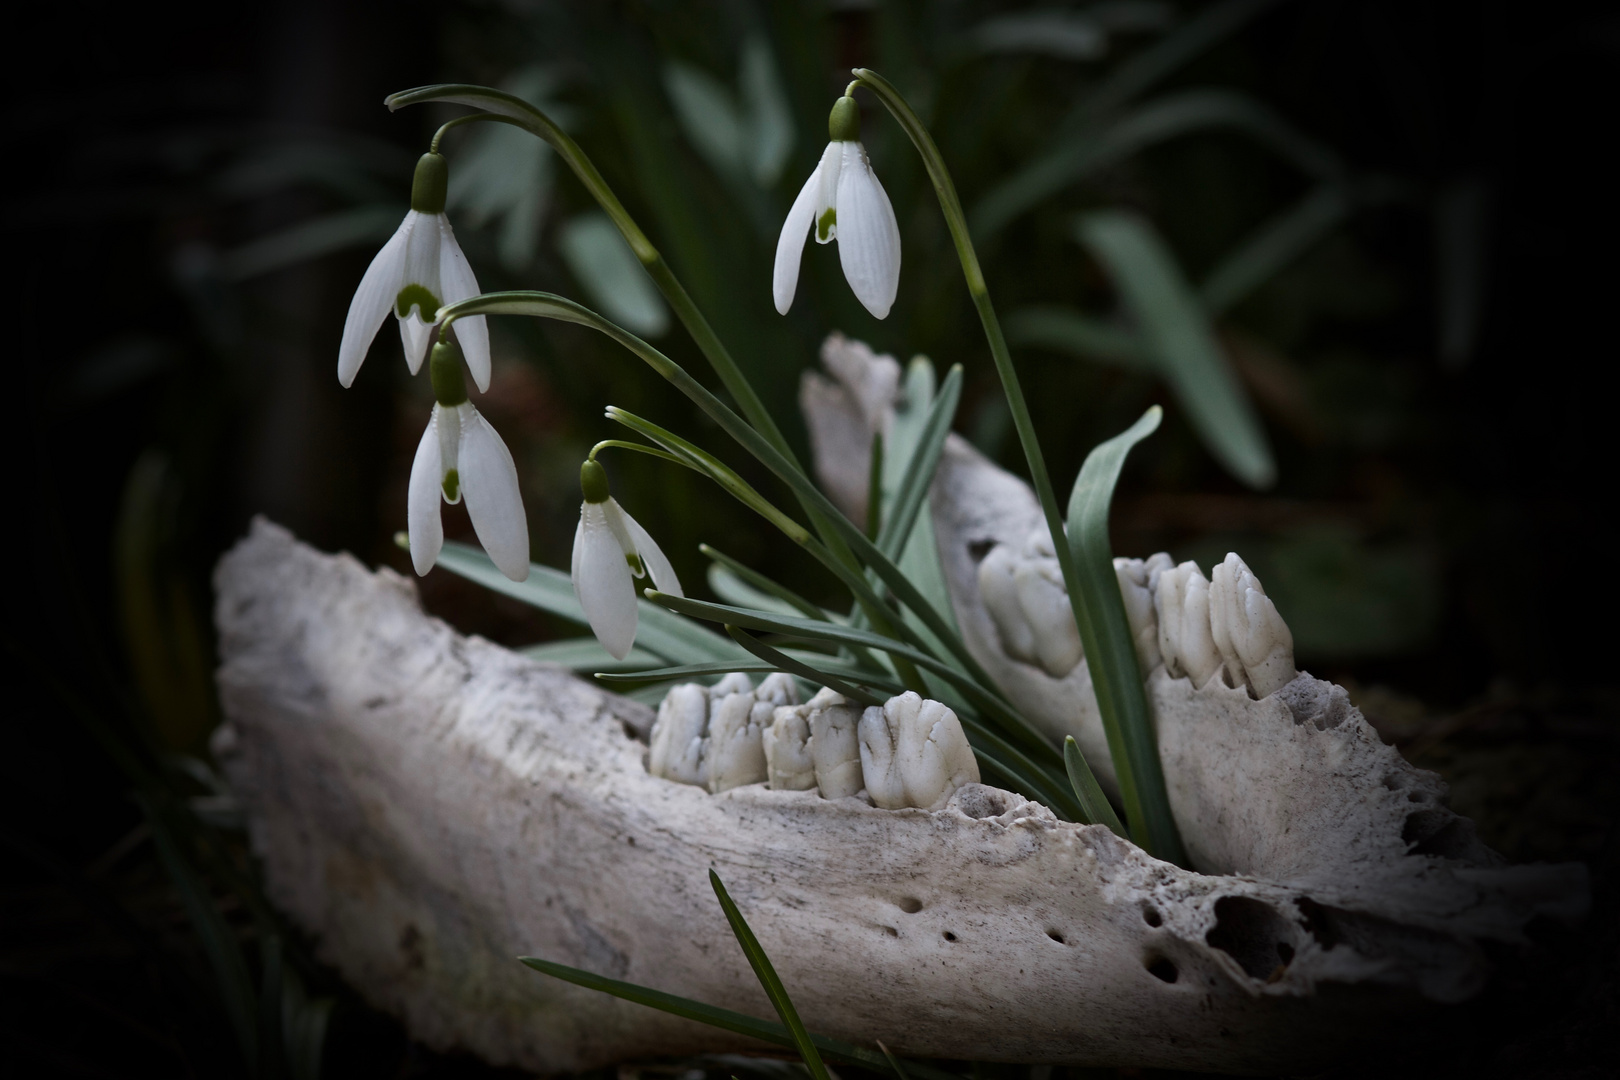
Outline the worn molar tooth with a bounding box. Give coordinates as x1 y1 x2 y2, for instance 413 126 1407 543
977 543 1039 668
858 691 981 811
1114 554 1172 673
648 682 709 786
806 687 864 799
706 676 769 793
1014 555 1083 678
1155 562 1223 689
1209 552 1297 698
763 704 816 791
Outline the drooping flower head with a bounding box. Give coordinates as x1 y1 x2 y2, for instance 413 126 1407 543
773 93 901 320
339 152 491 391
572 459 682 660
407 337 529 582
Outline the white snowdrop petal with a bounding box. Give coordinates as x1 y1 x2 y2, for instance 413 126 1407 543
772 162 821 315
406 408 445 577
457 407 529 582
620 510 682 599
338 214 410 387
834 142 901 319
813 142 843 240
437 217 491 393
399 311 435 376
574 502 639 660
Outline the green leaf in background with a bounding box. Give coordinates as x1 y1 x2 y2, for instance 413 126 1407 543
1199 183 1351 316
221 204 406 281
431 540 746 667
519 637 664 672
1064 407 1187 865
663 34 793 188
708 870 830 1080
1002 306 1151 371
737 34 794 186
557 212 671 337
1075 210 1275 489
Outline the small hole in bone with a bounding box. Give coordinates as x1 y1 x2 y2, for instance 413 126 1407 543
1402 809 1480 859
967 539 997 563
1046 928 1065 943
942 931 958 942
1142 905 1162 928
1408 791 1427 803
1381 774 1404 791
1206 896 1296 981
1146 955 1178 983
882 926 898 938
1276 941 1294 964
897 897 923 914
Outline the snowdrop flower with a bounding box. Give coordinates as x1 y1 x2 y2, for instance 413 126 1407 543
339 152 491 391
773 94 901 319
572 459 683 660
407 338 529 582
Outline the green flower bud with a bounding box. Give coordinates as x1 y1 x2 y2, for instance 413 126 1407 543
410 152 449 214
580 459 611 504
429 338 469 406
828 96 860 142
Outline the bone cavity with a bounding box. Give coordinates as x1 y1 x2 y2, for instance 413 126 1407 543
1155 562 1223 689
858 691 981 811
1208 553 1297 698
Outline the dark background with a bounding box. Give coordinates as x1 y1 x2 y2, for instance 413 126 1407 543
4 1 1616 1076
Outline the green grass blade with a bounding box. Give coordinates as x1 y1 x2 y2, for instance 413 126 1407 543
519 637 664 671
725 626 887 707
596 657 904 697
877 364 962 560
432 540 747 666
1083 0 1287 117
516 956 961 1080
1064 736 1125 835
702 545 835 623
1075 210 1275 489
1065 408 1188 865
708 870 830 1080
1200 184 1350 316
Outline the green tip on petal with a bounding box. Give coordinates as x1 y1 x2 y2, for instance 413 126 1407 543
625 551 645 576
828 95 860 142
396 283 441 319
411 152 449 214
817 206 837 242
580 459 611 504
429 339 469 406
441 468 460 501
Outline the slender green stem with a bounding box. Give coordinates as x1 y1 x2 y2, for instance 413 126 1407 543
853 67 1181 859
587 439 692 471
429 112 528 153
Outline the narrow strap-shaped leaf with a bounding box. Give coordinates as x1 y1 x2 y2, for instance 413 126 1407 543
1002 306 1151 370
865 430 884 540
708 870 830 1080
596 657 903 697
1065 407 1188 865
1199 183 1350 316
519 637 664 671
516 956 961 1080
877 364 962 560
1064 736 1125 835
701 544 834 623
432 541 746 666
725 626 886 707
1076 211 1275 489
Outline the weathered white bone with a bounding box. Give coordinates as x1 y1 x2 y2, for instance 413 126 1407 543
215 518 1587 1076
857 692 981 811
649 682 708 785
1156 561 1224 690
801 334 903 525
649 673 797 794
1208 553 1297 699
977 528 1083 679
806 687 865 799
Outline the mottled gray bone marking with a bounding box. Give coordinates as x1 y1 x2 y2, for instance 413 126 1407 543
215 520 1585 1076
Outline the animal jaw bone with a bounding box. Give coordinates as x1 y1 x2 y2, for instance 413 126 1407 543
214 520 1586 1077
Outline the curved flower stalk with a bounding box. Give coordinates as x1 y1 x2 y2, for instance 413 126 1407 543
407 339 528 582
572 458 683 660
774 94 901 319
339 152 491 391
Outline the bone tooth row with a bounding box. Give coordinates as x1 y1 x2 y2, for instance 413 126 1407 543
764 686 865 799
1114 553 1173 674
1208 552 1297 698
648 672 800 793
1155 561 1224 689
858 691 981 811
977 529 1083 679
